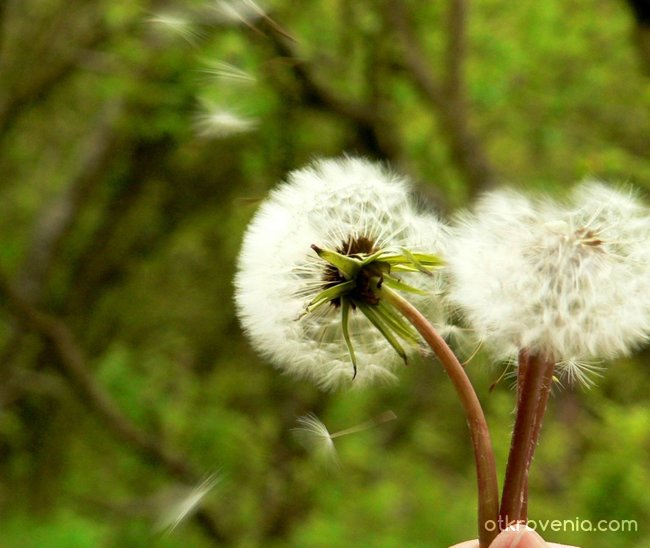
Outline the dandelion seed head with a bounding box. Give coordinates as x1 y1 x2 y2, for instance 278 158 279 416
448 182 650 371
235 157 449 390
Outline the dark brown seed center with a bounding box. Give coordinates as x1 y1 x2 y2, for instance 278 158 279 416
575 228 603 247
322 236 387 307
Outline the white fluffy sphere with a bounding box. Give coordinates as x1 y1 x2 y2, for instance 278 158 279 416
448 182 650 384
235 157 448 390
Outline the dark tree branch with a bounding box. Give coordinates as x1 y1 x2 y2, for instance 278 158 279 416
626 0 650 73
385 0 497 194
0 4 107 138
255 16 402 161
63 138 174 315
445 0 468 100
263 22 376 125
16 101 124 302
0 270 226 543
0 101 125 380
0 369 67 407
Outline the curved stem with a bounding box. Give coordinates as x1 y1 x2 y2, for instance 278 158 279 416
381 287 499 548
499 352 555 526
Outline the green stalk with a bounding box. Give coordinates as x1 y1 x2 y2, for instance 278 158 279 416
380 286 499 548
340 299 357 379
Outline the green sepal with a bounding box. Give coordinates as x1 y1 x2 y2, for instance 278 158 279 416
340 299 357 379
400 247 439 274
357 301 408 363
306 280 356 312
311 245 361 279
381 275 428 295
379 251 443 269
359 249 386 266
375 299 420 344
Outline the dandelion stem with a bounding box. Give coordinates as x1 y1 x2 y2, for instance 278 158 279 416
499 351 555 527
516 350 530 521
330 410 397 439
380 286 499 548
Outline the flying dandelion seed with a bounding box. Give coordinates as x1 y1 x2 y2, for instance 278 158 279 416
212 0 265 25
199 60 257 85
156 474 221 534
292 411 397 466
148 13 205 46
293 413 338 465
194 103 258 138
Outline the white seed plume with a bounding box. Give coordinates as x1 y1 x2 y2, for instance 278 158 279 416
234 157 449 390
148 13 204 45
556 358 604 389
212 0 265 25
194 103 257 138
448 182 650 385
293 413 338 465
200 60 257 85
292 411 397 466
155 474 221 534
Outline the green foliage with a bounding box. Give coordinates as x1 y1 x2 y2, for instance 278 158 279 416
0 511 106 548
0 0 649 546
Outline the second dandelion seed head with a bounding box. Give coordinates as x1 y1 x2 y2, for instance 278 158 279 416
448 182 650 385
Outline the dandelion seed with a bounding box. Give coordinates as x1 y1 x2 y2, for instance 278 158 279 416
488 361 511 393
293 413 338 465
148 13 205 45
330 410 398 437
556 358 604 389
212 0 265 25
200 60 257 85
194 103 258 138
234 157 449 390
155 474 221 534
448 182 650 385
292 411 397 466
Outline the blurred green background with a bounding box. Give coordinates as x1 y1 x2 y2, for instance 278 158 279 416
1 0 649 546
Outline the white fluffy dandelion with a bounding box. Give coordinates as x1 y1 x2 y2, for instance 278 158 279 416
235 157 449 390
448 182 650 385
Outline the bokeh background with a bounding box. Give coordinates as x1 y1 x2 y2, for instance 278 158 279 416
1 1 649 546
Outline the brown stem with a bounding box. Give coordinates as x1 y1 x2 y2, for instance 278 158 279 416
384 0 497 195
445 0 468 101
259 18 401 162
524 356 556 516
499 352 555 527
381 287 499 548
515 350 530 520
